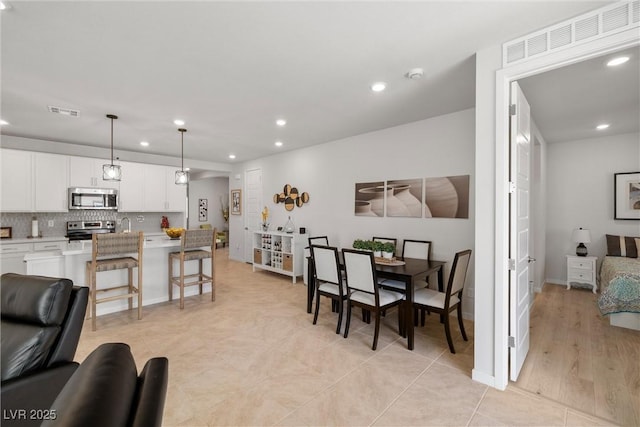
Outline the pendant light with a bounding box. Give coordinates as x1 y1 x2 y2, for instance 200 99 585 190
102 114 122 181
175 128 188 185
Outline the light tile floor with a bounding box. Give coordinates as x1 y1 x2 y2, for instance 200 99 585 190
76 249 617 426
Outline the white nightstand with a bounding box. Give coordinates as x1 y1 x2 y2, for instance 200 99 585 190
566 255 597 293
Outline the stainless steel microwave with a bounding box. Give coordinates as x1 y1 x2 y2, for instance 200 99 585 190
68 187 118 210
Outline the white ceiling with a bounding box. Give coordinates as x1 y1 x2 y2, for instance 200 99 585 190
1 1 622 169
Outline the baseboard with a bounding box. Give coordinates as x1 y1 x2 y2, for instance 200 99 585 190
544 279 565 286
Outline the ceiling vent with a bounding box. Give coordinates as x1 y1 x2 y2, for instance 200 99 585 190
48 105 80 117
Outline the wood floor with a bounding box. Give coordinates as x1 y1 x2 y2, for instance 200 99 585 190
514 283 640 426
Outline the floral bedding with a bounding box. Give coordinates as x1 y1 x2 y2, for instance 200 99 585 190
598 256 640 316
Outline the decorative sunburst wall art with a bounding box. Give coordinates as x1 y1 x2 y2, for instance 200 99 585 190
273 184 310 211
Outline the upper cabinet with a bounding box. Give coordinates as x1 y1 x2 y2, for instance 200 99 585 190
1 149 33 212
34 152 68 212
69 156 120 190
0 150 185 214
118 163 186 213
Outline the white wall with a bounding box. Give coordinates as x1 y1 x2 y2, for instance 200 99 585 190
188 177 229 231
545 132 640 284
229 108 476 317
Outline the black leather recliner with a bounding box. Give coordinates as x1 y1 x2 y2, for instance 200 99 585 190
42 343 169 427
1 273 89 427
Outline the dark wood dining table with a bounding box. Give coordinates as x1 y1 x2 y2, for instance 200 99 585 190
306 254 445 350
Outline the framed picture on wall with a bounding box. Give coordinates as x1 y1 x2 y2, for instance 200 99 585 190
198 198 208 221
231 189 242 215
614 172 640 220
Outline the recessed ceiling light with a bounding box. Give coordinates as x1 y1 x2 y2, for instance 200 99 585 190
228 154 236 159
371 82 386 92
274 141 283 147
140 141 149 147
0 120 9 126
596 123 610 130
276 119 286 126
0 2 11 11
173 119 185 126
607 56 630 67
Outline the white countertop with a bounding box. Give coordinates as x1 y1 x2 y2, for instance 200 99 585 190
62 235 182 255
1 236 68 244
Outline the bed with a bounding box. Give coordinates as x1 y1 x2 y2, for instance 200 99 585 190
598 234 640 331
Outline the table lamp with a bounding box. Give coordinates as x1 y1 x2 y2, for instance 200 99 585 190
571 228 591 257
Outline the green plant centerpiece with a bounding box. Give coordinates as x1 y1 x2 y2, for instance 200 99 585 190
381 242 395 259
353 239 373 251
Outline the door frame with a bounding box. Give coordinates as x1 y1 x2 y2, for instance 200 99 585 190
493 30 639 390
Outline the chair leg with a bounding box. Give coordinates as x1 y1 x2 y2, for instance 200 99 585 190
372 310 381 351
421 308 426 326
210 255 215 302
198 259 203 295
137 264 142 320
168 254 173 302
128 268 133 311
444 314 456 354
91 270 97 332
336 299 343 335
312 291 321 325
343 300 352 339
457 304 468 341
179 258 185 310
85 265 91 321
414 307 419 326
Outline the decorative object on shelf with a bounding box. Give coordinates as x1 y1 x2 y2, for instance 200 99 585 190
273 184 309 211
0 227 11 239
614 171 640 220
161 216 170 230
283 216 295 233
175 128 189 185
219 196 229 223
198 198 208 221
572 227 591 257
102 114 122 181
231 189 241 215
261 206 269 231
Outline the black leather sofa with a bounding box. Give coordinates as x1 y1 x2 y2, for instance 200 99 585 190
42 343 169 427
1 273 89 427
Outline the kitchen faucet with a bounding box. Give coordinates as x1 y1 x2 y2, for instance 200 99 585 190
121 216 131 233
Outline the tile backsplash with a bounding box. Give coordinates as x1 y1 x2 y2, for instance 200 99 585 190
1 211 185 239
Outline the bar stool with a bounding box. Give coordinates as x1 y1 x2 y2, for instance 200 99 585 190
85 232 144 331
168 228 216 309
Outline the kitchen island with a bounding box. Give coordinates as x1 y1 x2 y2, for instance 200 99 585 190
23 233 213 317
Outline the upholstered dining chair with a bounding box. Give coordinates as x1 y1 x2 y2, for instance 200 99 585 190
308 235 329 247
342 249 404 350
309 245 347 334
168 228 216 309
413 249 472 353
85 232 144 331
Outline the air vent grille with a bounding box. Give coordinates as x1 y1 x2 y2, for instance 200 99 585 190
575 16 599 41
503 0 638 67
550 24 572 49
48 106 80 117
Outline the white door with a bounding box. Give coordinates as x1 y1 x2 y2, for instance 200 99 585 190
509 81 531 381
244 168 262 263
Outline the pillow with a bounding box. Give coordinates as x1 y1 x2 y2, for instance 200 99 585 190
606 234 639 258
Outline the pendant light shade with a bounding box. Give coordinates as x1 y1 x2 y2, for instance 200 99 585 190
102 114 122 181
175 128 188 185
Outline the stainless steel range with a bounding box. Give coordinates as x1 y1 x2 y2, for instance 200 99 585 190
66 220 116 241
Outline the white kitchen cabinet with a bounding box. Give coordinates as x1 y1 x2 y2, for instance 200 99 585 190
0 149 33 211
143 164 167 212
118 161 144 212
69 156 120 190
0 242 32 274
34 152 69 211
165 167 186 212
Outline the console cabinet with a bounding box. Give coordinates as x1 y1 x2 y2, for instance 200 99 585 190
252 231 307 283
